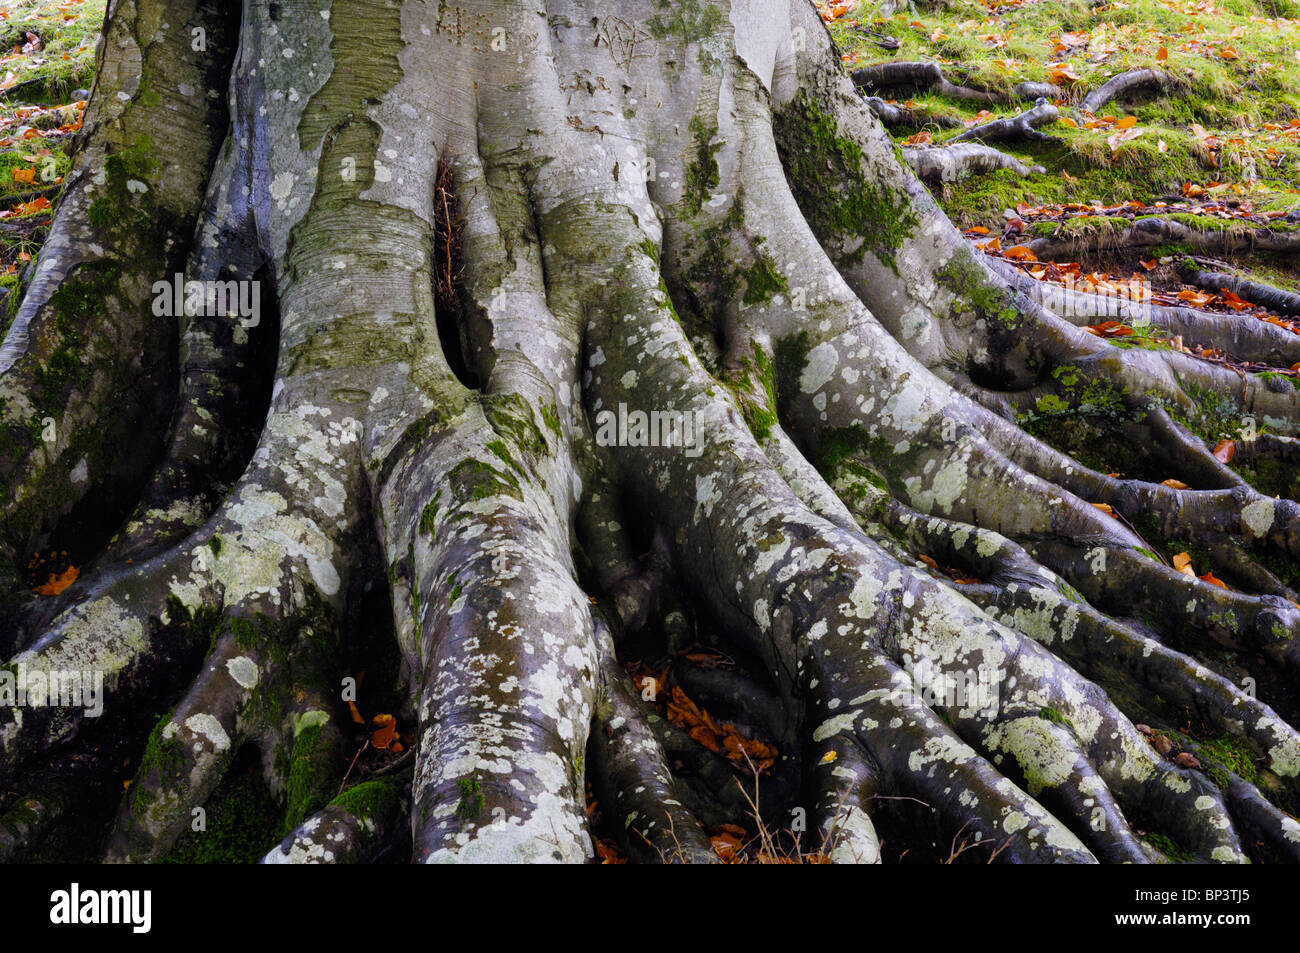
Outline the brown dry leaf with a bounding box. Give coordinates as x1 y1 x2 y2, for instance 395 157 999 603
1091 502 1116 516
1213 438 1235 463
1002 245 1038 261
1161 478 1190 489
711 831 744 860
967 225 990 235
1049 64 1082 84
1176 289 1215 307
1140 259 1158 270
1221 289 1254 311
1115 115 1138 130
596 837 627 864
1172 551 1196 576
1058 115 1079 128
918 553 940 569
371 713 398 749
347 700 365 724
1158 138 1168 154
1157 45 1169 60
1198 571 1228 589
11 167 35 184
33 565 79 596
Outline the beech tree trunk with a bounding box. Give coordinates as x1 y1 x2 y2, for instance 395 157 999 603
2 0 1299 864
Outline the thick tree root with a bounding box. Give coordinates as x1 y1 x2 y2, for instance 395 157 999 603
1079 68 1176 115
903 143 1045 186
1022 216 1300 261
851 61 1062 105
985 256 1300 368
1180 263 1300 317
950 98 1059 144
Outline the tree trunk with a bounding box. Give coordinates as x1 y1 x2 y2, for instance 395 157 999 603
2 0 1299 864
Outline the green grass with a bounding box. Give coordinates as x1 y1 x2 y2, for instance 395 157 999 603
826 0 1300 225
0 0 105 102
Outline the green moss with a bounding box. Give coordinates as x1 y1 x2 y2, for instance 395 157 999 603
740 254 788 305
647 0 725 44
774 91 918 273
163 770 281 864
164 595 224 650
936 254 1022 331
330 777 404 825
773 331 811 421
455 775 484 821
419 491 442 536
448 457 523 504
282 722 335 835
1038 706 1074 731
1192 734 1261 788
682 115 722 218
1140 830 1194 863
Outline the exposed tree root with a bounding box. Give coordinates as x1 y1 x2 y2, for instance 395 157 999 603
1180 262 1300 318
1079 67 1176 115
3 0 1299 867
950 98 1059 144
1021 216 1300 261
903 143 1045 186
851 61 1063 105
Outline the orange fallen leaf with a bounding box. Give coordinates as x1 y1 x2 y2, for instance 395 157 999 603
1161 478 1190 489
1198 571 1227 588
1091 502 1116 516
347 700 365 724
371 713 398 749
1212 439 1235 463
1157 45 1169 61
11 167 35 184
1003 245 1038 261
1173 551 1196 576
918 554 940 569
33 565 79 596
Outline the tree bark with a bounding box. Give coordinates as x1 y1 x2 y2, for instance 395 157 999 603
2 0 1299 865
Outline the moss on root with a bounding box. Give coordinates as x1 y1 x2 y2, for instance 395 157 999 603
774 91 918 274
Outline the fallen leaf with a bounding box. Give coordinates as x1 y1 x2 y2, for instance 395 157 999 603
1212 438 1235 463
1198 571 1227 588
1091 502 1116 516
1161 478 1190 489
1173 551 1196 576
371 713 398 749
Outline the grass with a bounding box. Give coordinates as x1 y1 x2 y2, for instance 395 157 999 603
0 0 105 102
824 0 1300 226
0 0 102 282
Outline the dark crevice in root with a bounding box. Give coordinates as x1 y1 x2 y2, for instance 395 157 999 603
588 616 716 863
103 262 282 568
432 157 479 391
